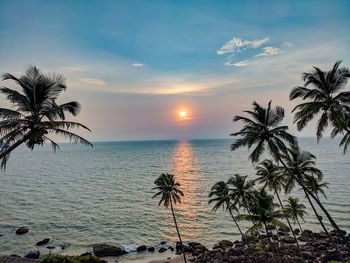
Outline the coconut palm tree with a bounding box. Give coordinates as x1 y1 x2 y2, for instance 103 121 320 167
208 181 245 240
283 197 307 232
152 173 187 263
282 146 336 244
231 101 348 245
290 61 350 142
0 66 92 170
237 189 285 254
304 176 328 202
228 174 255 211
255 160 299 245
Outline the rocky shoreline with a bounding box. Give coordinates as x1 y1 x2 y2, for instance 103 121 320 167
2 227 350 262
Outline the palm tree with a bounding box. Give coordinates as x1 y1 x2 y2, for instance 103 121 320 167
237 189 285 254
282 146 335 244
152 173 187 263
255 160 299 245
0 66 92 170
228 174 255 212
208 181 245 240
283 197 307 232
304 176 328 202
290 61 350 142
231 101 348 246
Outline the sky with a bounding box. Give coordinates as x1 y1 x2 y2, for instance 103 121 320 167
0 0 350 141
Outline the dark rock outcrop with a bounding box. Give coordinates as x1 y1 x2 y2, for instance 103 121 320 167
93 244 127 257
136 245 147 252
36 238 50 246
25 251 40 259
16 227 29 235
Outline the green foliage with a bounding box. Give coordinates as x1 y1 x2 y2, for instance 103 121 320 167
40 254 101 263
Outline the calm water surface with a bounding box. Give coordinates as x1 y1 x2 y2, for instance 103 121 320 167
0 138 349 260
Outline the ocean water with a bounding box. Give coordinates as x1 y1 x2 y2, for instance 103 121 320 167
0 138 349 261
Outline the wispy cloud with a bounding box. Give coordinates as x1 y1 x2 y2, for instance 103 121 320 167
80 78 106 86
132 63 144 67
283 41 293 47
217 37 269 55
255 47 281 57
225 59 249 67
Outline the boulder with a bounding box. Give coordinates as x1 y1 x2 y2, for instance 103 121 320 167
293 228 300 235
93 244 127 257
136 245 147 252
298 235 312 242
168 246 174 251
25 251 40 259
301 251 316 260
36 238 50 246
282 236 296 244
266 224 276 230
218 240 233 248
80 252 92 256
158 247 167 253
320 249 344 262
319 232 328 239
301 229 313 236
160 241 167 245
278 226 290 232
193 244 206 253
147 247 155 252
60 243 70 249
16 227 29 235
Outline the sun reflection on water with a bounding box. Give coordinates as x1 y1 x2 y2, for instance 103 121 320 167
159 140 206 242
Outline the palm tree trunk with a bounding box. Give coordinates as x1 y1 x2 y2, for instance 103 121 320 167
264 222 276 256
228 208 245 241
296 217 302 232
277 156 350 249
170 199 187 263
274 189 299 247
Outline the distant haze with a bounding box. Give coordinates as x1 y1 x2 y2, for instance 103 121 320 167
0 0 349 141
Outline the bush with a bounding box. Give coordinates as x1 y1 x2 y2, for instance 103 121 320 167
40 254 101 263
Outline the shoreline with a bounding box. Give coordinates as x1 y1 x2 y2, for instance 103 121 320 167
2 228 350 263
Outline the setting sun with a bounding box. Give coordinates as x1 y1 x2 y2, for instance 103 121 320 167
180 111 187 117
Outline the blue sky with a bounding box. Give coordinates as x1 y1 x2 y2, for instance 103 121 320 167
1 0 350 141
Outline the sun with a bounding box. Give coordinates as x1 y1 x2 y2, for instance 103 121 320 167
179 111 187 117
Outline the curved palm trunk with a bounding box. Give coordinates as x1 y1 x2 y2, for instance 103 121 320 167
170 199 187 263
296 217 303 232
277 156 350 250
274 189 299 247
228 208 246 243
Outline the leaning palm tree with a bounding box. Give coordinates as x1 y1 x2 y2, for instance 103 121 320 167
152 173 187 263
283 197 307 232
255 159 299 245
208 181 245 240
231 101 348 245
0 66 92 170
290 61 350 142
304 175 328 202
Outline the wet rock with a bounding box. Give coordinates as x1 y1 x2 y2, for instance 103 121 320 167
36 238 50 246
298 235 312 242
293 228 300 235
218 240 233 248
278 226 290 232
320 249 344 262
80 252 92 256
147 247 155 252
46 246 55 249
282 236 296 244
302 229 313 236
93 244 127 257
16 227 29 235
60 243 70 249
25 251 40 259
136 245 147 252
168 246 174 251
158 247 167 253
160 241 167 245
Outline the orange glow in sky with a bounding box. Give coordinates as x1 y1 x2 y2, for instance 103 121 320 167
180 111 187 117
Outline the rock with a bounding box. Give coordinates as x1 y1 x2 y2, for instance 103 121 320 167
302 229 313 236
297 235 312 242
160 241 167 245
147 247 155 252
218 240 233 248
319 232 328 239
16 227 29 235
318 245 327 251
46 246 55 249
158 247 167 253
93 244 127 257
282 236 296 244
278 231 289 236
278 226 290 232
25 251 40 259
266 224 276 230
293 228 300 235
60 243 70 249
80 252 92 256
193 244 206 253
137 245 147 252
301 251 316 260
168 246 174 251
36 238 50 246
320 249 344 262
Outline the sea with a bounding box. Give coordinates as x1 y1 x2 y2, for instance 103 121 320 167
0 138 349 262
